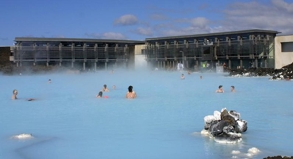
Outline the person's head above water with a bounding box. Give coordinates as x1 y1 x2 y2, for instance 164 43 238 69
219 85 223 89
103 84 109 92
13 89 18 95
128 86 133 92
12 89 18 100
98 91 103 97
231 86 235 92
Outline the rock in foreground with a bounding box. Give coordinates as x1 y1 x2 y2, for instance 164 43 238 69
202 108 247 143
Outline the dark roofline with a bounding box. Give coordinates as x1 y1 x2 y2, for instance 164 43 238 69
276 34 293 37
14 37 145 44
146 29 281 41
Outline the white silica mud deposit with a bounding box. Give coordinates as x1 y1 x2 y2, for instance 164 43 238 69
230 147 261 158
11 133 34 140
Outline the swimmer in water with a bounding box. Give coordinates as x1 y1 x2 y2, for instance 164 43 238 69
102 84 110 92
231 86 236 92
12 89 18 100
96 91 103 98
126 85 137 99
181 74 185 80
216 85 224 93
48 79 51 83
12 89 35 101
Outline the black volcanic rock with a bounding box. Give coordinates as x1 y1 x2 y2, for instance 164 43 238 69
229 62 293 80
263 156 293 159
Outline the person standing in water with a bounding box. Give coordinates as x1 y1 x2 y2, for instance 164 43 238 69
102 84 109 92
96 91 103 98
216 85 224 93
12 89 18 100
231 86 236 92
126 85 137 99
181 74 185 80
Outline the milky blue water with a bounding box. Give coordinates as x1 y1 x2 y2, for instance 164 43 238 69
1 70 293 159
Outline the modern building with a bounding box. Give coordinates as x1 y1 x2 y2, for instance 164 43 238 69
144 29 279 70
11 37 145 70
3 29 293 71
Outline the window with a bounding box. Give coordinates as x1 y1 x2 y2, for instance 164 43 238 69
281 42 293 52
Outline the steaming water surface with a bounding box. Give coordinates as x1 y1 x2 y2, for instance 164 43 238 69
1 70 293 159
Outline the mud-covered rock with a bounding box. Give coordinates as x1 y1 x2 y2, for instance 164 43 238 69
229 62 293 80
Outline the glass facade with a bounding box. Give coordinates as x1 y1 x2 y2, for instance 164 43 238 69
12 38 143 69
145 30 278 70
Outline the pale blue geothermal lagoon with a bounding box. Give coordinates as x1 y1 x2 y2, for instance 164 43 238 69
1 70 293 159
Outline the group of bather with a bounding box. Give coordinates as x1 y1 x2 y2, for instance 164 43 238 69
11 79 137 101
11 70 236 101
216 85 235 93
180 72 235 93
96 84 137 99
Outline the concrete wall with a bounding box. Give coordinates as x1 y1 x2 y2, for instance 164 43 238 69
275 35 293 68
134 44 145 55
134 44 147 70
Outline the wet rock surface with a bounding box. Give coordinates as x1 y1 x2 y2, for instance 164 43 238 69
229 62 293 80
203 108 247 143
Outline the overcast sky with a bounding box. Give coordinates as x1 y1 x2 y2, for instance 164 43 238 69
0 0 292 46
